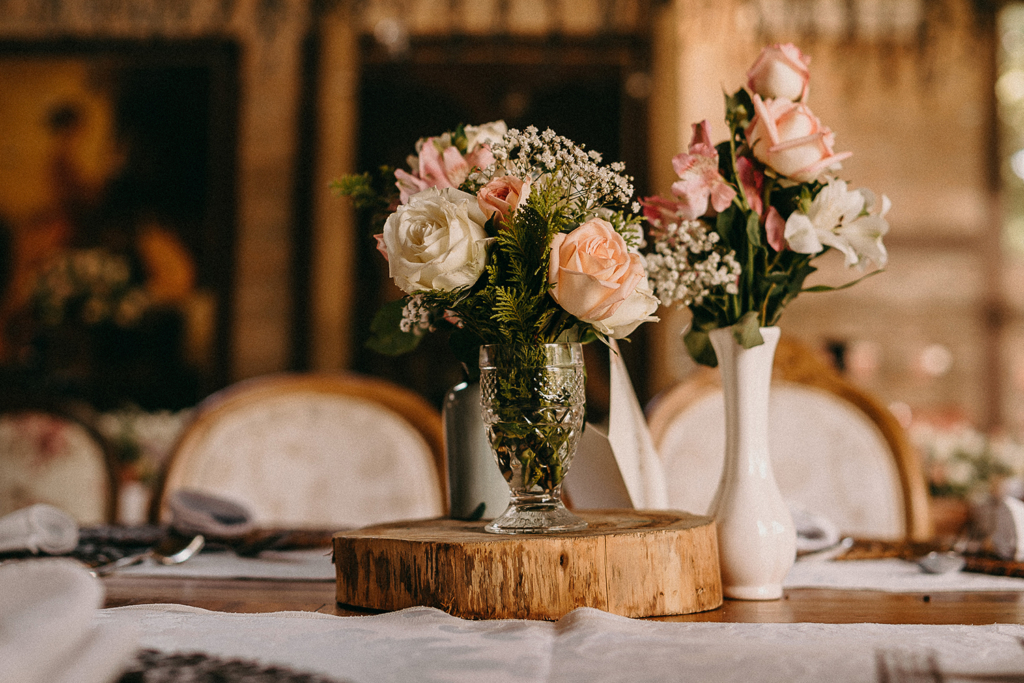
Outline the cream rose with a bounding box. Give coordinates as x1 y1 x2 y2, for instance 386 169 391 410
381 187 492 294
746 43 811 102
477 176 531 224
745 94 852 183
548 218 653 337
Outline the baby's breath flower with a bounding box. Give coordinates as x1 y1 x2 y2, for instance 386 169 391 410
473 127 635 217
399 294 438 335
643 218 742 308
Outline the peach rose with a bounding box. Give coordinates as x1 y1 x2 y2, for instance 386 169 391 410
548 218 656 337
745 94 852 183
747 43 811 102
477 176 531 224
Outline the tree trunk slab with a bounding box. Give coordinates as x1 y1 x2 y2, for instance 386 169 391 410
332 509 722 620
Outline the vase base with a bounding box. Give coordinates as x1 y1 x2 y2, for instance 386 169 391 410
484 501 588 534
722 584 784 601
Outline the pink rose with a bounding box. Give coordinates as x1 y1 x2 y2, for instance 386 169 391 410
548 218 649 331
670 121 736 220
745 94 852 183
747 43 811 102
477 176 531 224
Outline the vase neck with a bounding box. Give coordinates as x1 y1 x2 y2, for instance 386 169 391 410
708 327 781 467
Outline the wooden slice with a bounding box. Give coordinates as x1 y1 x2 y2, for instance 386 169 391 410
333 509 722 620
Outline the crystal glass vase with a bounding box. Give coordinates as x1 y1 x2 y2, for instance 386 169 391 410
479 343 588 534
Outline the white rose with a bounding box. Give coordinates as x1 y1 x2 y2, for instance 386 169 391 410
464 120 507 152
381 187 492 294
589 277 660 339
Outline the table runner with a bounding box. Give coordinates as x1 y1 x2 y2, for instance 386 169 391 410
99 604 1024 683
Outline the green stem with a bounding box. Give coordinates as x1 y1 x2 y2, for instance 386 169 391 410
760 282 777 325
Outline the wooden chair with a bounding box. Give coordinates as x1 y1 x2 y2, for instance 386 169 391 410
150 373 447 528
0 398 119 524
647 336 932 542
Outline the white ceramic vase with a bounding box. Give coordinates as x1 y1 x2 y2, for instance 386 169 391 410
707 325 796 600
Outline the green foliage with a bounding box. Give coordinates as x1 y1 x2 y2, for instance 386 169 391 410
364 298 423 356
330 166 396 231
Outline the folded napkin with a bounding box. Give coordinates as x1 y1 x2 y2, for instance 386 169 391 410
565 339 668 509
0 504 79 555
993 495 1024 561
167 489 255 539
0 558 136 683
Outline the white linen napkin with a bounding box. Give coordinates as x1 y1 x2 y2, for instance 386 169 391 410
0 558 136 683
992 495 1024 561
167 489 255 539
790 503 841 553
0 504 79 555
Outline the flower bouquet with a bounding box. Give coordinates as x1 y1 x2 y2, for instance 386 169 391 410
334 122 658 532
641 43 890 598
642 43 889 365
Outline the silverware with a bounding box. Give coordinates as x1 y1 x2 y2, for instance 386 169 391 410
917 551 965 575
90 533 205 577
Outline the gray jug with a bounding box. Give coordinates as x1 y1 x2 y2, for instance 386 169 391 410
442 381 510 520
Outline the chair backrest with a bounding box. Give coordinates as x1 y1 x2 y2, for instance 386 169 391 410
150 373 447 528
0 401 119 524
647 336 932 542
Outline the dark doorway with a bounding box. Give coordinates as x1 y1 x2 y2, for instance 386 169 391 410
0 40 238 410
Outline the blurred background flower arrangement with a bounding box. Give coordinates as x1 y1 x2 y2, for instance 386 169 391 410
31 248 151 330
911 421 1024 502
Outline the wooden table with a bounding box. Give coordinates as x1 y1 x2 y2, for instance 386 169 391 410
101 574 1024 624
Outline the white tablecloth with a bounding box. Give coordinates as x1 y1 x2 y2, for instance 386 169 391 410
114 549 335 581
112 548 1024 592
98 604 1024 683
786 557 1024 592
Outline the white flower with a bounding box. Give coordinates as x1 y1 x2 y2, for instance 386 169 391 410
783 179 890 269
643 219 742 309
399 294 437 335
463 120 507 153
476 127 635 214
381 187 493 294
